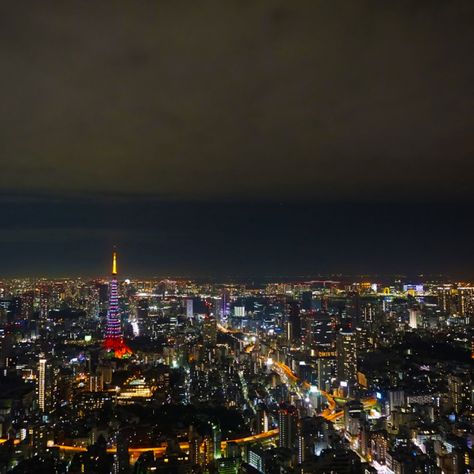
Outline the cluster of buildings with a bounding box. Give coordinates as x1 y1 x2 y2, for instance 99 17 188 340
0 257 472 473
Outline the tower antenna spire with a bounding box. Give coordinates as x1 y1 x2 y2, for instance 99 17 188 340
112 248 117 276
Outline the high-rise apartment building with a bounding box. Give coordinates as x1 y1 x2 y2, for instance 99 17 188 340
203 316 217 346
37 355 52 413
278 403 298 449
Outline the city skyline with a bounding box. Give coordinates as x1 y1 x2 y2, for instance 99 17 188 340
0 265 472 472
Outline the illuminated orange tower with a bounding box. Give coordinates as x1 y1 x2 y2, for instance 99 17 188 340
103 250 132 358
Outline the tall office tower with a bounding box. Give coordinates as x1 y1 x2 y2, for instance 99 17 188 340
103 251 132 358
311 311 335 350
136 298 149 337
297 427 305 464
202 434 214 465
299 311 312 348
408 308 420 329
361 301 378 325
97 283 109 311
301 291 313 311
287 301 301 345
344 400 364 437
388 390 405 413
188 425 201 466
203 315 217 346
39 286 49 319
0 328 12 369
248 446 266 473
116 432 130 474
216 290 230 326
21 290 35 320
255 403 269 434
448 374 471 414
317 356 336 392
211 421 221 460
186 298 194 320
457 287 474 316
346 291 361 327
278 403 298 449
37 355 52 413
336 331 357 384
437 286 453 315
89 374 101 392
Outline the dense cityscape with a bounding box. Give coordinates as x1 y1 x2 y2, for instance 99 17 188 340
0 252 472 473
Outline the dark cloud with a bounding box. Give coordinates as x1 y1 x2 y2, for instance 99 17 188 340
0 2 472 277
0 0 472 200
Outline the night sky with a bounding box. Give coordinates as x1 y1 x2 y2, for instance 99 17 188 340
0 1 473 278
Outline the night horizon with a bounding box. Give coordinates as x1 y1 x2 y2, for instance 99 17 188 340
0 194 474 278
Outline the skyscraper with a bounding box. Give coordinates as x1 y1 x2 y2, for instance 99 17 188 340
336 330 357 385
103 251 132 358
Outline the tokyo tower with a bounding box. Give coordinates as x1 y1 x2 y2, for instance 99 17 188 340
103 250 132 358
